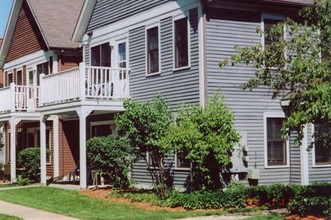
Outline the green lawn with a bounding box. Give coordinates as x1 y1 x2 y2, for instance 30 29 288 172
0 186 232 220
0 184 17 189
0 214 22 220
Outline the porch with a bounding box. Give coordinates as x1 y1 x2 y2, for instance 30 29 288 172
2 63 130 188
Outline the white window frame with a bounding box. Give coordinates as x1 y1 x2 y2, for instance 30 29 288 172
173 14 191 71
264 112 289 168
115 38 129 69
312 124 331 167
26 127 52 165
145 23 161 76
261 13 286 49
90 120 116 138
7 71 14 87
175 149 191 170
16 68 23 86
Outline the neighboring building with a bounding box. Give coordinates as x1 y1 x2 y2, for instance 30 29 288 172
2 0 324 189
0 0 84 183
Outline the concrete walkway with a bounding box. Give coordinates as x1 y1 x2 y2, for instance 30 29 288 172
0 200 79 220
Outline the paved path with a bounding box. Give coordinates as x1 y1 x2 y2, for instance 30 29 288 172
0 200 79 220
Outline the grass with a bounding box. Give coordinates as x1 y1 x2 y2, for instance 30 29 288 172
0 184 17 189
0 214 22 220
0 186 235 220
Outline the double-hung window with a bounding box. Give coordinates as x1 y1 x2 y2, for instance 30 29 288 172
174 17 189 69
37 62 49 86
265 116 288 167
118 42 127 68
16 70 23 85
262 14 285 67
314 122 331 166
176 149 191 169
7 72 13 86
91 43 111 67
146 26 160 75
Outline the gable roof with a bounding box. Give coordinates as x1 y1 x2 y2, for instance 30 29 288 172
28 0 84 49
0 0 83 68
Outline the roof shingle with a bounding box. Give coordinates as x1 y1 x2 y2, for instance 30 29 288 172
28 0 84 49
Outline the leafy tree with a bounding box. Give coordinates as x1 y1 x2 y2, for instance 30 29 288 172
87 135 135 188
160 94 240 190
220 0 331 145
115 97 173 197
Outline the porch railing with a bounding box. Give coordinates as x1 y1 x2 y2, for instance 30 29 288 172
40 63 130 106
0 84 39 113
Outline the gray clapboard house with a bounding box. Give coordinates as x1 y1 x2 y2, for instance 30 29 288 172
72 0 331 188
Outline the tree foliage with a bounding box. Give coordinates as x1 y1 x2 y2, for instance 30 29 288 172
220 0 331 145
87 135 134 188
160 94 240 190
115 97 173 197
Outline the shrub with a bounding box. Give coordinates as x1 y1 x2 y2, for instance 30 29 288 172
288 183 331 216
87 135 135 188
17 147 41 183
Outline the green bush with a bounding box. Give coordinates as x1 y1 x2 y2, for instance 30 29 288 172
288 183 331 216
17 147 41 183
87 135 135 188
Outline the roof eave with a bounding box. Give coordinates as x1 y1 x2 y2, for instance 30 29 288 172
72 0 97 42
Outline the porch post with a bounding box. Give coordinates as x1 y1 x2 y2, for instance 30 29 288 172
9 117 19 183
52 115 59 177
77 107 92 189
40 114 47 185
79 62 86 101
301 125 309 185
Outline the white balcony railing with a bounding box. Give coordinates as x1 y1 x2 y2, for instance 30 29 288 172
40 63 130 106
0 84 39 113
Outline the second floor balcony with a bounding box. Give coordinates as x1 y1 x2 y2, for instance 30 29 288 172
0 63 130 114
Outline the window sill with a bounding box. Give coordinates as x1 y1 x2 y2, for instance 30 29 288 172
312 164 331 168
174 167 191 171
145 72 161 77
173 65 191 72
265 165 289 169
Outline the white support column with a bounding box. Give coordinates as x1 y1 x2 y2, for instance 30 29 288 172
77 107 92 189
52 115 59 177
79 62 86 100
40 114 48 185
9 117 20 183
301 125 309 185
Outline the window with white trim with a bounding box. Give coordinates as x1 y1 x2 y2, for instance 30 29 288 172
91 43 111 67
314 122 331 165
26 128 51 164
16 70 23 85
266 117 287 166
176 149 191 169
146 26 160 74
37 62 49 86
262 14 285 68
118 42 127 68
7 72 13 86
90 121 114 138
174 17 189 69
